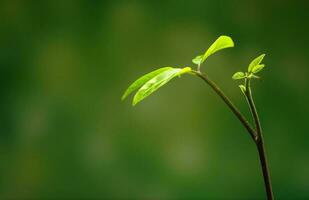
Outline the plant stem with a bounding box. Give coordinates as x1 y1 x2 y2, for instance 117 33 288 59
245 79 274 200
194 71 258 141
244 79 261 136
257 139 274 200
194 70 274 199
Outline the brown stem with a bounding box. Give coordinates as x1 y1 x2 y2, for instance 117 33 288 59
194 70 274 199
245 79 274 200
257 138 274 200
194 71 258 141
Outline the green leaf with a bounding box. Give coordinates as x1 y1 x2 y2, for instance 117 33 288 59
248 54 265 72
239 85 246 94
202 35 234 63
251 64 265 74
132 67 192 106
121 67 172 101
192 55 203 65
232 72 246 80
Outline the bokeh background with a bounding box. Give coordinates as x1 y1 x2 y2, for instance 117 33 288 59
1 0 308 199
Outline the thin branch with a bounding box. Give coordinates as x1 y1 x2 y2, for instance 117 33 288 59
244 79 262 138
193 71 258 142
245 79 274 200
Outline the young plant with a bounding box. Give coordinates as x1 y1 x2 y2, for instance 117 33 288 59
122 36 274 199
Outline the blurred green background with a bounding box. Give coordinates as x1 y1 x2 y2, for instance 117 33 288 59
1 0 308 199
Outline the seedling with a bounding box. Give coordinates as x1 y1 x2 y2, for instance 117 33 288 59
122 36 274 199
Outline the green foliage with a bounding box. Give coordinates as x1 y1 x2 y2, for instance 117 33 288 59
121 67 172 101
122 35 273 199
192 35 234 67
239 85 246 94
232 53 266 94
202 36 234 63
251 64 265 74
248 54 265 73
232 72 246 80
123 36 265 106
123 36 234 106
192 55 203 65
122 67 192 106
133 67 191 105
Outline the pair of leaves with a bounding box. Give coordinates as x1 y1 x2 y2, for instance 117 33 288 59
192 35 234 67
122 67 192 105
232 54 266 80
248 54 265 73
122 35 234 106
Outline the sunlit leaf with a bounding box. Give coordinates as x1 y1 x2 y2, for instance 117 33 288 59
132 67 192 105
232 72 246 80
202 35 234 63
192 55 203 65
239 85 246 94
248 54 265 72
121 67 172 100
252 64 265 74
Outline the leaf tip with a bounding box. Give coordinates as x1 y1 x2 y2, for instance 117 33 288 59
121 93 127 101
219 35 235 47
132 95 139 106
132 98 138 106
259 53 266 62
